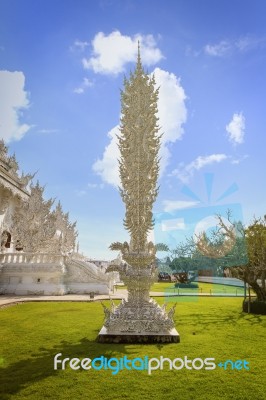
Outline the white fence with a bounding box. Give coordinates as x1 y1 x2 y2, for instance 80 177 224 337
195 276 244 287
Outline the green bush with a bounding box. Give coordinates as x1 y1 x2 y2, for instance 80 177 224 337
242 299 266 314
174 282 199 289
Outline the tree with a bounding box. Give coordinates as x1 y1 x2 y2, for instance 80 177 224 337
156 240 197 281
196 212 266 302
192 212 247 275
230 217 266 302
156 211 245 278
155 243 170 252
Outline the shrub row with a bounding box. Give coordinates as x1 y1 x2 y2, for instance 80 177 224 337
174 283 199 289
242 299 266 315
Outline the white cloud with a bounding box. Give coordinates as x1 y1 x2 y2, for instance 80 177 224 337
185 46 201 57
76 190 87 197
162 200 199 212
88 182 104 189
74 87 84 94
204 35 266 57
226 112 245 144
71 40 89 51
153 68 187 174
38 128 59 134
162 218 185 231
74 77 93 94
82 31 163 75
92 68 187 187
171 154 228 183
83 77 92 86
0 70 31 142
92 126 120 186
204 40 231 57
235 35 266 52
231 154 249 164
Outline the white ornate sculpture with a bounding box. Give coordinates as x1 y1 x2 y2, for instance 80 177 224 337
0 140 31 202
54 201 77 255
11 183 78 254
0 140 111 296
1 141 76 256
11 182 57 253
98 47 179 343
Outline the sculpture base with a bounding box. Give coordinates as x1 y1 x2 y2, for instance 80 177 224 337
97 326 180 344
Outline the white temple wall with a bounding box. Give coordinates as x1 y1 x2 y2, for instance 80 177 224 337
0 257 111 296
67 283 109 295
0 193 19 252
0 263 66 295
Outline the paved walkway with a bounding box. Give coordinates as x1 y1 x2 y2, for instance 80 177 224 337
0 289 248 308
0 292 126 308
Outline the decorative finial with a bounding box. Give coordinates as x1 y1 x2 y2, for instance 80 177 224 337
136 40 142 72
0 139 8 161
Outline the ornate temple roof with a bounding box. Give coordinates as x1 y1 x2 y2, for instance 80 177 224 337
0 140 31 200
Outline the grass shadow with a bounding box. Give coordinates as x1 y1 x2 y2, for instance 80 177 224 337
0 337 129 399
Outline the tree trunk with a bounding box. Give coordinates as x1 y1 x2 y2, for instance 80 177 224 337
261 270 265 290
250 281 266 302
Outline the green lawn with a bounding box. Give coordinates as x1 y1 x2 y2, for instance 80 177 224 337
1 298 265 400
150 282 245 295
115 282 246 295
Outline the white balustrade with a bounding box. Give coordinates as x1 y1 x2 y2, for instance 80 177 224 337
0 252 65 265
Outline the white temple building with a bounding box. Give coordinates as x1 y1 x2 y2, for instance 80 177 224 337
0 140 112 296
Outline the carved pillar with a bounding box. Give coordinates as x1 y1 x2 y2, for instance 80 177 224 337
98 47 179 343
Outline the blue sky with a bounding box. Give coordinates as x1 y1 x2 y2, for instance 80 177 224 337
1 0 266 259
